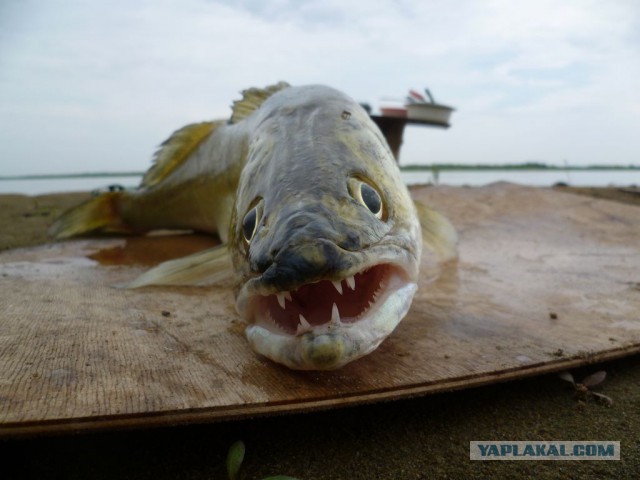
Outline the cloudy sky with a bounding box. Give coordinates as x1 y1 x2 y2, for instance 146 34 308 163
1 0 639 176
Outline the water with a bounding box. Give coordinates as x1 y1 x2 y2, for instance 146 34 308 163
0 176 141 195
0 170 638 195
400 169 640 187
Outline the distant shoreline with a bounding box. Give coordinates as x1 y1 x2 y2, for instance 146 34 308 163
1 164 638 180
0 172 144 181
401 163 640 172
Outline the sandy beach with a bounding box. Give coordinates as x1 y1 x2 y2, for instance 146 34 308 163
1 185 639 479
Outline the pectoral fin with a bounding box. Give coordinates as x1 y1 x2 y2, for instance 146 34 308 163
125 244 233 288
414 201 458 262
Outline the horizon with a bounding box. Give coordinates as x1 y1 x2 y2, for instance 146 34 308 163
2 161 639 181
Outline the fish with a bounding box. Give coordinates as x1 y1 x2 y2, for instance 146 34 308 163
50 82 457 370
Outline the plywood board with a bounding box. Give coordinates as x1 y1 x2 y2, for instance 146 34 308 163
1 183 639 436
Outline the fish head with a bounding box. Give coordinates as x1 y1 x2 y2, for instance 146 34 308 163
229 86 422 370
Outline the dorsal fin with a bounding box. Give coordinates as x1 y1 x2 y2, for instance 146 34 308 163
230 82 290 123
142 120 224 187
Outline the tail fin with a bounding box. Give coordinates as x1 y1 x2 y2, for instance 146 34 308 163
49 192 131 239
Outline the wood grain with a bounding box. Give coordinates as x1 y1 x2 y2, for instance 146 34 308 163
1 183 639 436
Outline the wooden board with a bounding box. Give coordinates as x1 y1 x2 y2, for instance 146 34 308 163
1 183 639 436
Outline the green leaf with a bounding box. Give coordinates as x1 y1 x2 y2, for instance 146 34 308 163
226 440 246 480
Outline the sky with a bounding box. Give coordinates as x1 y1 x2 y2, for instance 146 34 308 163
1 0 639 176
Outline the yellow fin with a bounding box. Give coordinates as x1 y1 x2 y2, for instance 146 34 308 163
142 121 224 188
125 244 233 288
230 82 290 123
49 192 132 239
414 201 458 262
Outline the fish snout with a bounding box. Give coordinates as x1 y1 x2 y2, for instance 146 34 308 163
246 202 377 290
253 237 353 292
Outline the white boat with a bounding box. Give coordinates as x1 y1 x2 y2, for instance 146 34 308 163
405 102 454 124
405 88 454 124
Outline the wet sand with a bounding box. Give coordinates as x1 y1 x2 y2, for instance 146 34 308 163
1 186 639 479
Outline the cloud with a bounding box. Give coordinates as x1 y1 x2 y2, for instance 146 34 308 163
0 0 639 175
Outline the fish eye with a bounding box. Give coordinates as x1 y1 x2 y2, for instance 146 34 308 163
349 178 384 220
360 183 382 217
242 206 259 244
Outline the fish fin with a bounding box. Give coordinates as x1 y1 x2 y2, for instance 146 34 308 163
49 192 132 239
414 201 458 262
125 244 233 288
142 121 225 188
230 82 290 123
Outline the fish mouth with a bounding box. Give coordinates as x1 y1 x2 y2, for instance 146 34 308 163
251 263 406 335
237 261 417 370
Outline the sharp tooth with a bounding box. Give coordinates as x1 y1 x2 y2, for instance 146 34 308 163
331 302 341 324
299 314 311 329
284 291 292 302
276 292 286 309
346 275 356 290
332 280 343 295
